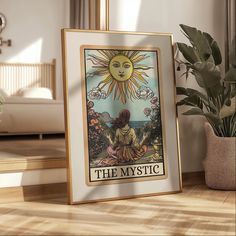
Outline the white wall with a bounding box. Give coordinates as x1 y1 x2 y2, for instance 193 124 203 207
0 0 226 189
109 0 226 172
0 168 67 188
0 0 70 98
0 0 69 188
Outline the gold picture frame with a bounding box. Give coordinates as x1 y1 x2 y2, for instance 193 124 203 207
61 29 182 204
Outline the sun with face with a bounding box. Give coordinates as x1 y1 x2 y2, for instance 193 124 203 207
87 49 153 104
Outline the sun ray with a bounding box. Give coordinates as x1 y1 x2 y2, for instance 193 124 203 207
98 75 113 89
123 51 130 57
132 55 150 64
129 51 140 60
107 80 116 96
97 50 111 60
123 82 128 99
127 84 134 101
108 50 117 58
88 58 108 67
127 82 137 99
133 71 148 84
140 71 149 77
113 83 119 100
88 54 109 66
130 77 141 88
87 49 153 104
97 70 110 76
117 82 126 103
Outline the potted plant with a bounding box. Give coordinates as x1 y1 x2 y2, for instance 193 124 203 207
176 24 236 190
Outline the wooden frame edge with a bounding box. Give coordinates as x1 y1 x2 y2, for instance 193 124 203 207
62 30 182 204
61 29 73 205
70 190 182 205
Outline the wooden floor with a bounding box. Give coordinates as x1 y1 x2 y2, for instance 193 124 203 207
0 184 235 235
0 136 235 235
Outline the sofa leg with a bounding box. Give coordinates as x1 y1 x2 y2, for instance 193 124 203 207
39 134 43 140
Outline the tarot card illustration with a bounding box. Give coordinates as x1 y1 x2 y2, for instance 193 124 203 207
81 46 167 185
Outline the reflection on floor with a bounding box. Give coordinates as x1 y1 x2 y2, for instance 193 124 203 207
0 183 235 236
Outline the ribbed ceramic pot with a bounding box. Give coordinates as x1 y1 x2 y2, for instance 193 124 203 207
204 123 236 190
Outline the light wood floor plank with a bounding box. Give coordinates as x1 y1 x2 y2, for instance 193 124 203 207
0 184 235 235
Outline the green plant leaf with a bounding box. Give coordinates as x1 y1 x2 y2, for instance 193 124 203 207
183 107 222 126
193 62 221 87
230 84 236 98
179 24 212 61
203 32 222 65
204 113 222 126
176 87 188 96
220 97 236 119
177 87 219 112
176 24 235 136
224 67 236 82
229 35 236 67
192 62 222 97
182 107 203 115
177 43 200 64
177 95 203 109
185 88 208 100
186 88 218 112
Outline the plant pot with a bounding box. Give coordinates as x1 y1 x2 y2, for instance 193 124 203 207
203 123 236 190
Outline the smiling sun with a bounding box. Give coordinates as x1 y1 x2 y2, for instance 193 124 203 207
87 49 153 104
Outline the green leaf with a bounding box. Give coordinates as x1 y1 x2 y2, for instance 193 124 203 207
186 88 218 112
177 43 200 64
193 62 221 87
230 84 236 98
176 87 188 96
230 35 236 67
203 32 222 65
220 97 236 119
204 113 222 126
182 107 203 115
185 88 208 100
177 95 203 109
192 62 222 97
183 108 222 126
224 67 236 82
177 87 218 112
179 24 212 61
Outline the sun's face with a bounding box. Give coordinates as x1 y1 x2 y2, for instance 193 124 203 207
109 55 133 82
87 49 153 104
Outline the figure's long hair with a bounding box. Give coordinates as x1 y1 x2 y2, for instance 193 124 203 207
112 109 130 129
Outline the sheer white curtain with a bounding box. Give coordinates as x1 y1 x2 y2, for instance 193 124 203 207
70 0 109 30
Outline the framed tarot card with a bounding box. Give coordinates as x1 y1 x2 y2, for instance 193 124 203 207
62 29 182 204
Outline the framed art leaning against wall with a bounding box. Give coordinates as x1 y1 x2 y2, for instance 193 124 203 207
61 29 182 204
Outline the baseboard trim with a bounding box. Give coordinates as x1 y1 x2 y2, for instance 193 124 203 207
0 183 67 204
